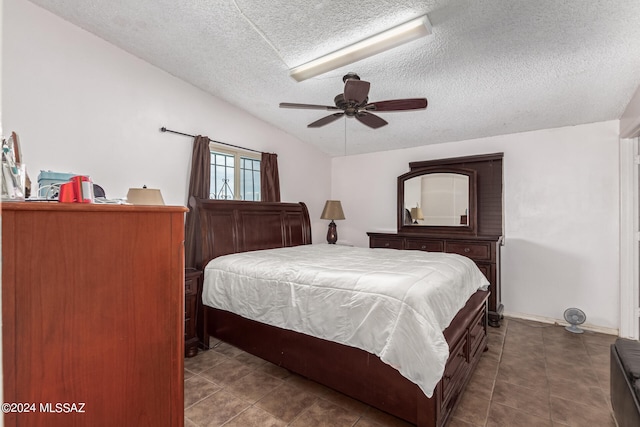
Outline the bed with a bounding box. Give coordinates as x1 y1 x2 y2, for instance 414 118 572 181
195 199 489 427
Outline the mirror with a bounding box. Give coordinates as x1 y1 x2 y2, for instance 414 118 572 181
398 167 476 233
404 173 469 226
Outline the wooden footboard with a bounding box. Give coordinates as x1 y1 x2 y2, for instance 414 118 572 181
203 290 489 427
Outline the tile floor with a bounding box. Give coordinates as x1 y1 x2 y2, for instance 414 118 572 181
184 318 618 426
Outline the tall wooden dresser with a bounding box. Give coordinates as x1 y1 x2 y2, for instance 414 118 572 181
2 202 186 427
369 153 504 327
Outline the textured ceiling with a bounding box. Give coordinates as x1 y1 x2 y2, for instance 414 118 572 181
27 0 640 156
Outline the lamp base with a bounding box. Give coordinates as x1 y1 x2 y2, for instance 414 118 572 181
326 220 338 244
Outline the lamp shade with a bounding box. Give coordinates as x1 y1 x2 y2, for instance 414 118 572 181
320 200 345 220
127 187 165 205
410 207 424 220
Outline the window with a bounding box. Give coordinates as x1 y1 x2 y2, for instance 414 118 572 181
210 145 261 201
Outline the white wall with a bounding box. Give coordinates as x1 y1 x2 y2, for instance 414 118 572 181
2 0 331 243
332 121 620 330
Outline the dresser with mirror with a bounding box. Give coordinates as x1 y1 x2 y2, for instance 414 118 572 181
368 153 504 326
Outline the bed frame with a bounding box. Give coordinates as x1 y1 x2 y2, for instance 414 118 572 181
194 199 489 427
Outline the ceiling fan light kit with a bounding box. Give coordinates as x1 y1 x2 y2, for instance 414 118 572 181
289 15 432 82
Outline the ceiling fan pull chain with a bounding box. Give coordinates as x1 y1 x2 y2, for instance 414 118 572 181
344 115 347 156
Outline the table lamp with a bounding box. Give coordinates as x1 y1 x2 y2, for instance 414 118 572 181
320 200 345 244
126 186 165 205
410 206 424 224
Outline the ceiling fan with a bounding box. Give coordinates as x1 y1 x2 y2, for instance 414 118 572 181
280 73 428 129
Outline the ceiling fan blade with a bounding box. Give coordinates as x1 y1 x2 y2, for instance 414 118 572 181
343 80 370 104
280 102 341 111
308 113 344 128
355 112 388 129
365 98 428 111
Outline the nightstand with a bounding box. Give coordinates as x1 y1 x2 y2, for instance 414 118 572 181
184 268 202 358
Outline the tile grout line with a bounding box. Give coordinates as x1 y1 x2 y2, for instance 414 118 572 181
483 320 508 427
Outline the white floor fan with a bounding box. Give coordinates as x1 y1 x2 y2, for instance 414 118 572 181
563 308 586 334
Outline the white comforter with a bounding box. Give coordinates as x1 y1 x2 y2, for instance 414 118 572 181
202 244 489 397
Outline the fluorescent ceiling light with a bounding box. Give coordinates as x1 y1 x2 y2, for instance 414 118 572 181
289 15 432 82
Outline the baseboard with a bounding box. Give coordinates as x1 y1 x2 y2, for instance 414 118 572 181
504 311 619 336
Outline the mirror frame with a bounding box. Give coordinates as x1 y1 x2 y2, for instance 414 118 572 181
397 166 478 235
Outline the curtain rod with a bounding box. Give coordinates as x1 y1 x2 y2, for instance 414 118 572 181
160 126 261 154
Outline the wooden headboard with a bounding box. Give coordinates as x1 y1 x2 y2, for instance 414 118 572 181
194 199 312 268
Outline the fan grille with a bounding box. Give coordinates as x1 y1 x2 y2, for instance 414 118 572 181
563 308 586 334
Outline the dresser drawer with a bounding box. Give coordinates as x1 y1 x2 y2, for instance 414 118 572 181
185 294 195 320
441 333 468 407
468 308 486 360
184 269 202 358
185 294 196 337
445 241 491 261
185 277 197 295
370 236 404 249
405 239 443 252
475 263 490 280
184 318 193 338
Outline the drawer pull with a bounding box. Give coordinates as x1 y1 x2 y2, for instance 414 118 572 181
464 247 470 253
421 245 427 249
385 243 390 247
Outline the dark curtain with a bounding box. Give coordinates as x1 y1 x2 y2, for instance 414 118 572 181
260 152 280 202
185 135 211 269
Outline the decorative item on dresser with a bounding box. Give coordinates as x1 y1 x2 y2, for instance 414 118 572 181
368 153 504 327
185 268 203 357
2 202 186 427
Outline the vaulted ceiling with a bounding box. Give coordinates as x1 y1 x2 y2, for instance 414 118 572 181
28 0 640 156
